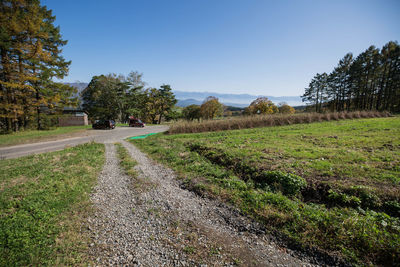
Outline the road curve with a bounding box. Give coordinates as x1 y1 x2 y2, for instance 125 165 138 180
0 125 168 159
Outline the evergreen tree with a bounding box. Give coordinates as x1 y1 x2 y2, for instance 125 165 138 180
302 73 328 112
0 0 73 131
303 41 400 112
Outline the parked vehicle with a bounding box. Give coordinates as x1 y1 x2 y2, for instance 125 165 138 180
128 116 145 127
92 120 116 129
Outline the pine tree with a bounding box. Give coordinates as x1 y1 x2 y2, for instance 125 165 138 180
0 0 72 132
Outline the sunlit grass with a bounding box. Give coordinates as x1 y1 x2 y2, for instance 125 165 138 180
0 143 105 265
0 125 92 147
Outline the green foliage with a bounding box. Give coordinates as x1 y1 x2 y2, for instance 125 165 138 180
81 74 130 121
81 73 177 124
259 171 306 196
346 186 380 209
327 190 362 208
142 84 177 124
0 143 105 265
182 104 201 121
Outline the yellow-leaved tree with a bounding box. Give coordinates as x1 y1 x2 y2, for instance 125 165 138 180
247 97 278 115
0 0 75 132
200 96 224 120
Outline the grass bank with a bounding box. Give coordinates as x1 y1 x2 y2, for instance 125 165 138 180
131 117 400 265
0 143 105 265
0 125 91 147
168 111 391 134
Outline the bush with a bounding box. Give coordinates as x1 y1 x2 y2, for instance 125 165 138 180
258 171 307 196
327 189 362 208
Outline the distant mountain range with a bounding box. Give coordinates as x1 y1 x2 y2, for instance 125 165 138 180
173 91 302 107
65 83 303 108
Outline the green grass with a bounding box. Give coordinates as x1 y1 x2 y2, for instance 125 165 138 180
115 142 137 178
0 125 92 147
0 142 105 266
130 117 400 265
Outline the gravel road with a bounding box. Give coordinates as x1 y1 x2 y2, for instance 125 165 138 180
88 140 318 266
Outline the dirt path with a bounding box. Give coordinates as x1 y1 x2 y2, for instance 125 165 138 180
88 141 317 266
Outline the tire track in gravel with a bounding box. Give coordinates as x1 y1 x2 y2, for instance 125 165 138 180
88 141 318 266
107 140 317 267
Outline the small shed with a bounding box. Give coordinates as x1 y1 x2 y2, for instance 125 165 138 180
58 109 88 126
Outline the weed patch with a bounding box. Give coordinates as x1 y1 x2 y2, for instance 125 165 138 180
115 143 157 192
115 143 138 178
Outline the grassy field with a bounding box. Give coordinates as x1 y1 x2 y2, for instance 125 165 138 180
131 117 400 265
0 125 92 147
0 143 105 266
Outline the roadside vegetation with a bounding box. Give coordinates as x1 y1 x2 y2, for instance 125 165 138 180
115 142 156 192
131 116 400 265
0 143 105 266
0 125 91 147
169 110 390 134
115 143 138 178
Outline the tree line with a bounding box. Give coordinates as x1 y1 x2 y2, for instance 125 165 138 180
302 41 400 113
0 0 77 133
181 96 295 121
81 72 177 124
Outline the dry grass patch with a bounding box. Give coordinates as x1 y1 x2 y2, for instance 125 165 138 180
168 111 391 134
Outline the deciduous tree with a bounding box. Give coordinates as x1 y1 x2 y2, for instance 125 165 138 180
278 103 295 114
182 104 201 121
200 96 223 119
248 97 278 115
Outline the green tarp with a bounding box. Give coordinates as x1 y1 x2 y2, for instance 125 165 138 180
129 133 158 140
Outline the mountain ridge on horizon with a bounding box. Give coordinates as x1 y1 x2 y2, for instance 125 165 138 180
64 83 303 107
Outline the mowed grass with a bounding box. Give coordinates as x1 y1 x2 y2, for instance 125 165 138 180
0 125 91 147
131 117 400 265
0 143 105 266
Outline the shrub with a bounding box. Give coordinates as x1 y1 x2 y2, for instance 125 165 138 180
346 186 381 209
327 189 362 208
258 171 307 196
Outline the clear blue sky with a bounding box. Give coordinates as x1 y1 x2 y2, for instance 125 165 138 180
43 0 400 96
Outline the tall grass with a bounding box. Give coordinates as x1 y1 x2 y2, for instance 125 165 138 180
168 111 391 134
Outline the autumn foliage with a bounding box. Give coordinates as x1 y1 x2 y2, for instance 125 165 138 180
0 0 76 132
